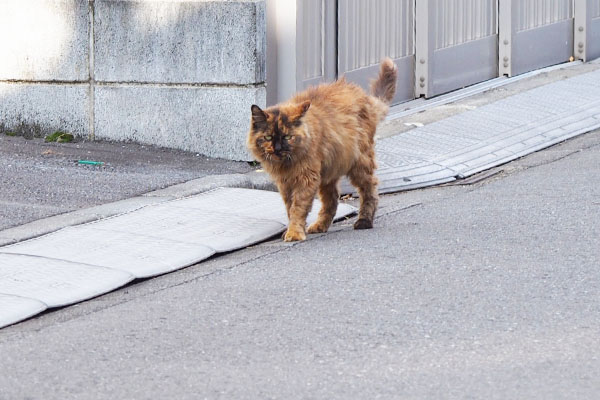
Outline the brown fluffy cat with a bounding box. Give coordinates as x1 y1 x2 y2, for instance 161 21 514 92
248 58 398 242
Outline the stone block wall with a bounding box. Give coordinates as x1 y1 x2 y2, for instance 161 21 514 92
0 0 266 160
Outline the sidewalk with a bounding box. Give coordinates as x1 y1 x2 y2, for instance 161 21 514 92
0 134 271 238
2 60 600 328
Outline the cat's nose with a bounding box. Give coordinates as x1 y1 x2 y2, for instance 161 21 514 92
274 142 282 152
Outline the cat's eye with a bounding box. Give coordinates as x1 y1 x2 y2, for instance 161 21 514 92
284 135 292 140
264 135 272 141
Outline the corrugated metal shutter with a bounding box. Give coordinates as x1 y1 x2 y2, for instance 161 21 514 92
434 0 497 49
338 0 415 104
516 0 573 31
297 0 336 90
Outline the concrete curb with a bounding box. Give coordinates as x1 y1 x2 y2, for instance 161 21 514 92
143 171 276 198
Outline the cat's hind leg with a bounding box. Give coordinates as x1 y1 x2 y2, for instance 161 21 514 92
307 180 339 234
347 157 379 230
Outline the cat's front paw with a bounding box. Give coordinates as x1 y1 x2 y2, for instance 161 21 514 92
307 221 329 234
283 228 306 242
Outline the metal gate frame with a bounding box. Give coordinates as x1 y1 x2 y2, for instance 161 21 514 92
575 0 600 61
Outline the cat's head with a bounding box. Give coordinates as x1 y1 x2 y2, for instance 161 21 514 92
247 101 311 164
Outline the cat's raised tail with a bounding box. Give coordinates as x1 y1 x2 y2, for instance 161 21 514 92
370 58 398 104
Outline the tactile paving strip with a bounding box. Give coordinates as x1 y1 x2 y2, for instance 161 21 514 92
0 188 357 328
342 68 600 194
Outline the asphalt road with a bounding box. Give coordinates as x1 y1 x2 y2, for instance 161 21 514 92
0 131 599 399
0 135 253 231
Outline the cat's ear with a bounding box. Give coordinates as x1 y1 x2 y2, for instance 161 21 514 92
251 104 266 121
298 101 311 117
291 101 311 121
251 104 267 130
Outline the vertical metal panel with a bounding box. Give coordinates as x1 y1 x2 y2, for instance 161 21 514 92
504 0 575 76
301 0 323 81
592 0 600 17
418 0 498 98
338 0 414 72
434 0 497 50
338 0 415 104
516 0 573 31
296 0 335 90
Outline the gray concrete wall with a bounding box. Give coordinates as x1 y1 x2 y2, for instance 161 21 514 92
0 0 266 161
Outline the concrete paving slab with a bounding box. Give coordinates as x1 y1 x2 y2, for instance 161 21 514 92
385 60 586 121
0 253 134 308
0 196 173 247
1 226 216 279
382 129 480 158
89 205 286 253
169 187 291 224
0 294 47 329
366 68 600 190
0 188 357 327
434 144 503 169
167 188 356 226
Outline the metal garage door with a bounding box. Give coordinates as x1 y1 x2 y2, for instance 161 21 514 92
415 0 499 98
500 0 574 76
337 0 415 105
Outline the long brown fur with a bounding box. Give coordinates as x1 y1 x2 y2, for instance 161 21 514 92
248 58 398 241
